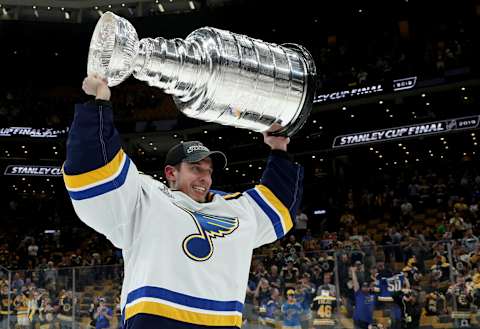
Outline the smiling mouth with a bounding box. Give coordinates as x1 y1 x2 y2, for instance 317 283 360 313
193 186 206 193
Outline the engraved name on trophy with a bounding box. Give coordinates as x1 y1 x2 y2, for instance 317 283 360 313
88 12 316 136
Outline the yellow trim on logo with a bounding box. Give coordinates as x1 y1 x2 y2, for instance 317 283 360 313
63 150 125 189
256 184 293 232
125 301 242 327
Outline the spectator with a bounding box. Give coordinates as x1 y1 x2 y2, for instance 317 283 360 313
351 267 375 329
462 229 479 253
316 272 336 297
93 297 113 329
450 211 467 240
281 289 303 329
392 289 421 329
294 209 309 238
258 287 281 328
280 259 300 289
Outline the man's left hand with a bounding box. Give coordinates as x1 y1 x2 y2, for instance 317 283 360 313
262 124 290 152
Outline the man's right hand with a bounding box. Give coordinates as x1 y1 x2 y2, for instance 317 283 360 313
82 74 111 101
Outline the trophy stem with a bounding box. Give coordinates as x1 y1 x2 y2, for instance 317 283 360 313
133 37 210 101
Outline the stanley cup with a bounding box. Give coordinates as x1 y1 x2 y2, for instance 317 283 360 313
88 12 316 136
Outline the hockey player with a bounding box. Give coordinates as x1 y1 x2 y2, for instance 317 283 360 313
63 75 304 329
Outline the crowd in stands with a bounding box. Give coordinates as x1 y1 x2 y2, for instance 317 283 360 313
315 18 475 91
0 83 178 131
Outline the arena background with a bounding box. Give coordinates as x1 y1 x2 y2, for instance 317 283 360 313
0 0 480 328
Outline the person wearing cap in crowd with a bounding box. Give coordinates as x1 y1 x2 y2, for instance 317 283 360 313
94 297 113 329
281 289 303 329
391 289 421 329
63 75 303 329
351 266 376 329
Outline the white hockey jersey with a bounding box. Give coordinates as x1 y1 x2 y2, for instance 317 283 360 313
63 101 304 329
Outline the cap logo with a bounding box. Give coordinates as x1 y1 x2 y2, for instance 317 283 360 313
186 145 209 153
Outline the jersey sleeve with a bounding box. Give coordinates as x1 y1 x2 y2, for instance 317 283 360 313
62 100 142 249
244 150 304 248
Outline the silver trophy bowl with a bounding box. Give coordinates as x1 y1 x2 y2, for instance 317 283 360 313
88 12 317 136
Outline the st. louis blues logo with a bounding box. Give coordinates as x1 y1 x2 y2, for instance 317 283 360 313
178 205 239 261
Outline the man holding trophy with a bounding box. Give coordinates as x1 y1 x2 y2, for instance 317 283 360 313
63 12 315 329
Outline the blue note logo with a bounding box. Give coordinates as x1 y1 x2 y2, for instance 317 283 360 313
178 205 239 261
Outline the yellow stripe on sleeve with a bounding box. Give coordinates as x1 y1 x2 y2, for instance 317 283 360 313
63 149 125 189
223 192 242 200
125 301 242 327
256 184 293 232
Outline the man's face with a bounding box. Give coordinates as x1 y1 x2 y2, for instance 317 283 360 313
166 158 213 203
323 274 331 284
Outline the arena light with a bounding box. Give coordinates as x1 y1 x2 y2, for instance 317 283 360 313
158 4 165 12
64 11 70 20
2 8 8 16
189 1 195 10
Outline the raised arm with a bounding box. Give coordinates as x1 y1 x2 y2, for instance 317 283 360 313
351 267 360 292
63 75 143 249
244 126 304 247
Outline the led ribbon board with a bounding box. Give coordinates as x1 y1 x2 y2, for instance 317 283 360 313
332 115 480 148
4 165 62 176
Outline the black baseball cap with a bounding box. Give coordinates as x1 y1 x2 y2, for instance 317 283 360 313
165 141 227 169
